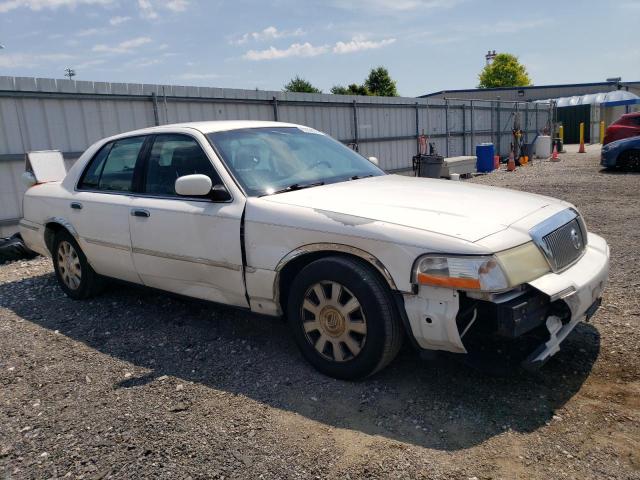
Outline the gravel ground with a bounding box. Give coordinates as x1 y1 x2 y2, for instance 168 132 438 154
1 144 638 479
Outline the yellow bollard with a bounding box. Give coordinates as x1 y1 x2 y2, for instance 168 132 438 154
559 125 564 144
600 121 605 144
578 122 585 153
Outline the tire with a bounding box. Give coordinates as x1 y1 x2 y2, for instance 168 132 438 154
52 230 103 300
618 149 640 170
287 256 403 380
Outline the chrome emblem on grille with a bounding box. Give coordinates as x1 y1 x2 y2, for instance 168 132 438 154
570 228 582 250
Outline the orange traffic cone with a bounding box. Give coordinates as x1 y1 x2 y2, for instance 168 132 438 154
551 144 560 162
578 139 585 153
507 151 516 171
494 155 500 170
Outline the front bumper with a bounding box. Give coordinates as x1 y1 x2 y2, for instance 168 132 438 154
402 233 610 366
522 233 609 367
600 150 617 168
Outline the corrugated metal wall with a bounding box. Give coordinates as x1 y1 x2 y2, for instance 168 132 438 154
0 76 552 233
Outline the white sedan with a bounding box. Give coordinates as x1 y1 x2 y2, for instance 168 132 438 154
19 121 609 379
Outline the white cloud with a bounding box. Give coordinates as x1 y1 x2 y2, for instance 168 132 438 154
0 52 74 68
243 36 396 60
232 26 305 45
137 0 157 19
0 0 113 13
166 0 188 11
333 37 396 54
92 36 152 54
333 0 463 11
243 42 329 61
109 15 131 25
137 0 189 19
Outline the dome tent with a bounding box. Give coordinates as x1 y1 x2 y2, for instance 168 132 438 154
537 90 640 107
536 90 640 143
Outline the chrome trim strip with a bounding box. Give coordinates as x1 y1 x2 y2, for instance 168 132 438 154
274 243 400 299
131 247 242 271
18 220 40 232
549 286 577 303
84 237 131 252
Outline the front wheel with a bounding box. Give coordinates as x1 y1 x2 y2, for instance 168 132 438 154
287 256 403 380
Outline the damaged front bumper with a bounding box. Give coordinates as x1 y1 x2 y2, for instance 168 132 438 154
402 233 610 369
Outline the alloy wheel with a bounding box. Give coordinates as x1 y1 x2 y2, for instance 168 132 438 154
57 240 82 290
300 281 367 362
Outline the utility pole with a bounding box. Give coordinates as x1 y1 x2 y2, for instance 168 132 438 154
64 68 76 80
485 50 496 65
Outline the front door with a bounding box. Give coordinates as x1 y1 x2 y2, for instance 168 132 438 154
128 133 247 307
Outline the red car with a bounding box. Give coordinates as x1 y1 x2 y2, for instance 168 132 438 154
603 112 640 145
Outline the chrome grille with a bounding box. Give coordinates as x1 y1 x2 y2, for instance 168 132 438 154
530 209 587 272
542 218 585 271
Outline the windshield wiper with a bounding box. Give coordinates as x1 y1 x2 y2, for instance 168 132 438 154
350 174 374 180
262 181 325 196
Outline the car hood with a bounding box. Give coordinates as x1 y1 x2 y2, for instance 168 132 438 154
260 175 569 243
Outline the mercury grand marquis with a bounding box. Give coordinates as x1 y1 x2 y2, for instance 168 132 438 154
19 121 610 379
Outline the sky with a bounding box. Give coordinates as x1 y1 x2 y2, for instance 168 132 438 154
0 0 638 97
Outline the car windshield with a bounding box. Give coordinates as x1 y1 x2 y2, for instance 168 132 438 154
206 127 385 196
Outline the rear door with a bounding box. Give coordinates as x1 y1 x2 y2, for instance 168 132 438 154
128 133 247 306
70 135 148 283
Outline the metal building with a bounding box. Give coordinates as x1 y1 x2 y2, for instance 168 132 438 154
421 80 640 103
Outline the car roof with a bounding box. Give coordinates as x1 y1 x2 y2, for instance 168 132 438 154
118 120 303 137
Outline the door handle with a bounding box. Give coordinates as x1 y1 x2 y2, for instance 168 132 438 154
70 202 82 210
131 209 150 218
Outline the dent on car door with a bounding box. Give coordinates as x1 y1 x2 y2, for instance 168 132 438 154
128 133 247 307
70 136 147 283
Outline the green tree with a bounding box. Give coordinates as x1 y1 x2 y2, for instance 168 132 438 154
364 66 398 97
330 83 372 96
283 76 322 93
478 53 531 88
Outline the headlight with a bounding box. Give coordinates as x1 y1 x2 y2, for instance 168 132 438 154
413 242 551 292
413 255 509 291
494 241 550 285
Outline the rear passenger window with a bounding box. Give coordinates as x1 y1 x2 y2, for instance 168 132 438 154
78 136 145 192
78 144 110 189
144 134 221 196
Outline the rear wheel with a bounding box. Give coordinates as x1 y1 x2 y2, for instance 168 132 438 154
52 230 103 299
287 256 403 379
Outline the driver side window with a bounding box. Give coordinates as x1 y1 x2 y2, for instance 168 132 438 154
143 134 221 196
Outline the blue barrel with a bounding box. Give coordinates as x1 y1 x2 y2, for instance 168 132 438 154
476 143 495 173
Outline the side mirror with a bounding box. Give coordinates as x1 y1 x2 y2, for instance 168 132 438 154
175 174 213 197
210 184 232 202
368 156 379 166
